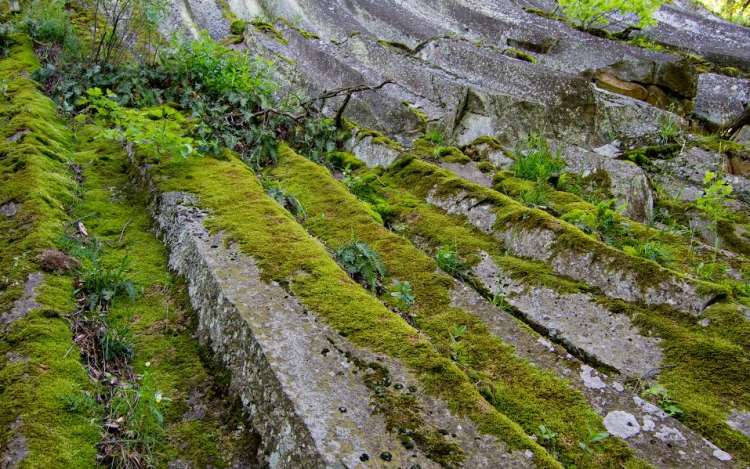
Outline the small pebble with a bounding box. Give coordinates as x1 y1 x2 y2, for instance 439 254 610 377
338 406 347 413
359 453 369 462
380 451 392 461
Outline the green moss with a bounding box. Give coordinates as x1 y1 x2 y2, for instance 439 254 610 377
0 38 100 468
229 20 247 35
265 147 647 468
503 48 536 63
276 17 320 39
71 127 260 467
136 144 566 468
326 151 364 170
250 20 288 45
377 39 415 54
401 101 434 133
600 298 750 463
621 144 681 167
345 120 403 152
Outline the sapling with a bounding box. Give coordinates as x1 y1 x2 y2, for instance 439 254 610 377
696 170 733 262
390 279 415 311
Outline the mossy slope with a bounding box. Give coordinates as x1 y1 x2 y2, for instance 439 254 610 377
0 38 99 468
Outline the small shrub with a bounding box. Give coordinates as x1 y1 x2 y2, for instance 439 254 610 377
23 0 80 56
435 239 465 276
558 0 665 30
697 170 732 262
511 133 566 182
76 254 139 313
449 324 467 344
336 239 386 292
520 183 553 208
564 198 629 246
622 240 672 265
390 279 415 311
261 178 305 220
658 108 681 144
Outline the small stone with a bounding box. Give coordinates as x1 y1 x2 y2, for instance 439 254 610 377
408 385 418 393
380 451 392 461
338 406 347 413
394 383 403 390
713 448 732 461
698 318 710 327
604 411 641 439
359 453 369 462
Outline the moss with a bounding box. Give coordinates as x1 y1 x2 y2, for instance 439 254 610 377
377 39 415 54
274 53 296 65
502 48 536 63
229 20 247 35
0 38 100 468
402 101 434 133
326 151 364 169
250 20 288 45
621 144 681 167
71 126 261 467
137 144 567 468
345 120 403 152
600 298 750 463
265 147 647 468
276 17 320 40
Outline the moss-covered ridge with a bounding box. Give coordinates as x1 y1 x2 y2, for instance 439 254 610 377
131 144 564 468
384 155 726 312
343 146 750 464
267 146 649 468
70 127 261 468
0 38 100 468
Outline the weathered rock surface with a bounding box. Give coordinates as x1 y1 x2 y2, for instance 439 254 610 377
1 273 43 330
133 162 535 468
694 74 750 129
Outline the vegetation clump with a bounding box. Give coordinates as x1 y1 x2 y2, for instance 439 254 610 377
336 238 387 292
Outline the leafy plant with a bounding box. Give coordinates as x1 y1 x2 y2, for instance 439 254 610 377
622 240 673 265
76 254 139 313
565 198 629 246
578 425 609 453
557 0 665 30
511 133 566 182
425 130 446 146
520 183 553 208
693 261 728 281
335 239 386 292
261 178 305 220
0 78 7 100
644 384 683 416
658 107 681 144
0 23 16 58
22 0 81 61
435 239 465 276
538 425 558 458
77 87 199 158
449 324 467 345
696 170 733 262
390 279 415 311
102 324 135 362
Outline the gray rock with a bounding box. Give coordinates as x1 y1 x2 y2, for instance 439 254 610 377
131 153 534 468
1 273 43 330
0 202 21 218
694 74 750 129
727 409 750 438
184 0 230 40
604 411 641 439
0 418 29 469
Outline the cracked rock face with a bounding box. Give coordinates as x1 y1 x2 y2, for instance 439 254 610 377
1 273 43 330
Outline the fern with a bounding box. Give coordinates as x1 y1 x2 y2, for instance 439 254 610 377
335 239 386 292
